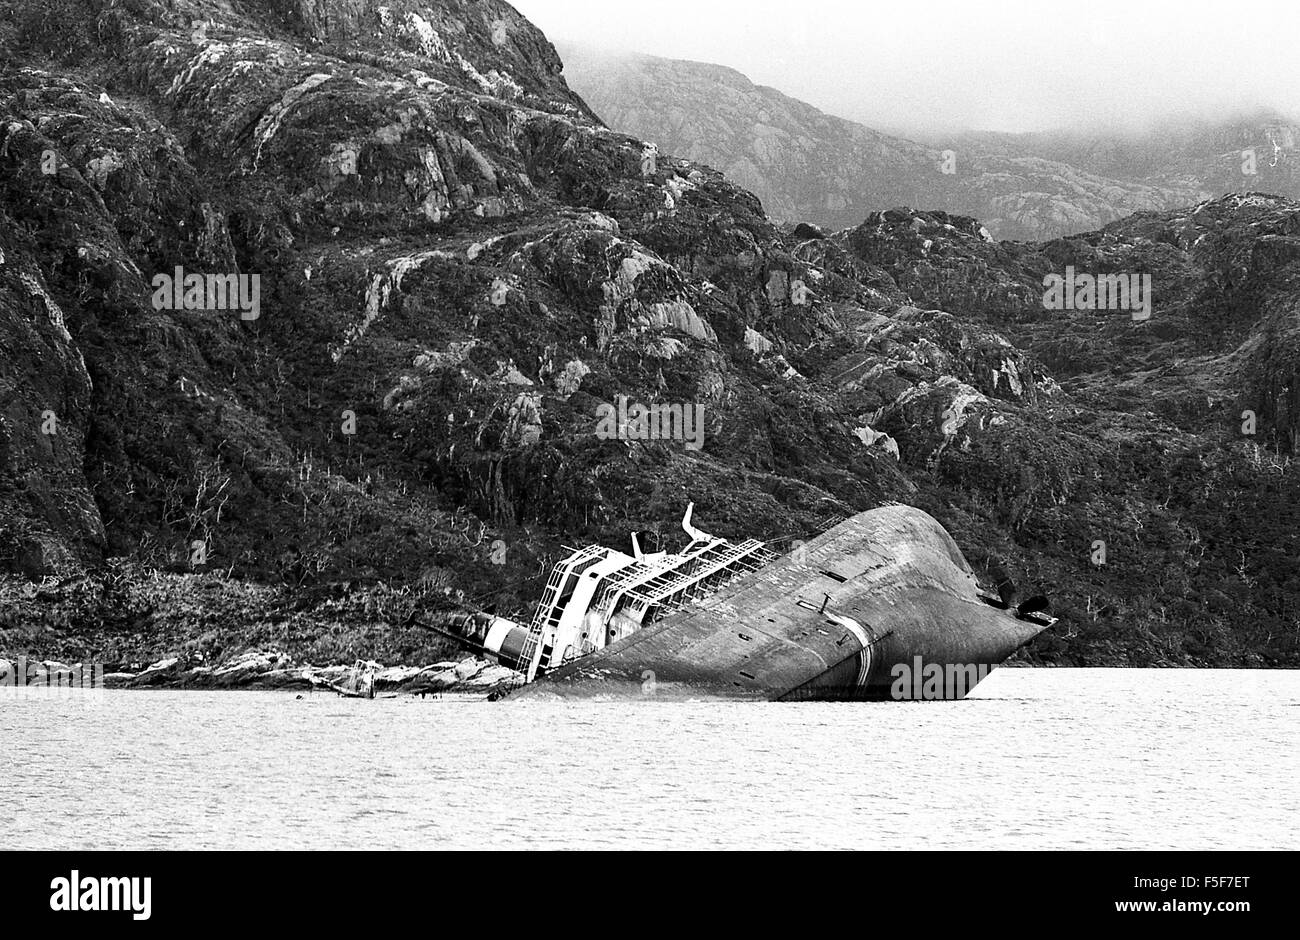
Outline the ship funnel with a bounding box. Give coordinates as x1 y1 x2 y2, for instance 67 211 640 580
440 612 534 674
424 612 534 676
631 531 644 560
480 617 534 673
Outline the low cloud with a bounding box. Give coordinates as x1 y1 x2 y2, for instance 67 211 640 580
517 0 1300 134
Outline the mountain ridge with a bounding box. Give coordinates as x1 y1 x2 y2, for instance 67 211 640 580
559 41 1299 242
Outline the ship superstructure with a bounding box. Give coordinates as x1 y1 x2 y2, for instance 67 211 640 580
462 505 776 684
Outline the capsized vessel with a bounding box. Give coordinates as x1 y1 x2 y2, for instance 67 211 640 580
446 503 1055 701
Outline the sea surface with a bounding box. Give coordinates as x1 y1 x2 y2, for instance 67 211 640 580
4 669 1296 850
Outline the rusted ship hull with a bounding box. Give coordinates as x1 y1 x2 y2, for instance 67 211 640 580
508 505 1051 701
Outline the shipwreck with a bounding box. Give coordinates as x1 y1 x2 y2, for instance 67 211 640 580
439 504 1055 701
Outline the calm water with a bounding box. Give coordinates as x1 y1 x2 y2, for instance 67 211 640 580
4 669 1296 850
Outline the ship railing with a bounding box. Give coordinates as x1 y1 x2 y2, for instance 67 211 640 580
518 544 608 682
625 539 776 611
592 536 724 617
661 542 777 612
593 559 662 610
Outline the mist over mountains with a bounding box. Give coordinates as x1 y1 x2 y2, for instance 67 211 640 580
559 42 1300 241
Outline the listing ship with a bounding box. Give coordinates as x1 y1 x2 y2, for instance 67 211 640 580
443 504 1055 701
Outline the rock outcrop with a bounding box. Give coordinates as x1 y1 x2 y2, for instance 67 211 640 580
3 652 518 695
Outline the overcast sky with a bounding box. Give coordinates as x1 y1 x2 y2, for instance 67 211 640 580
512 0 1300 134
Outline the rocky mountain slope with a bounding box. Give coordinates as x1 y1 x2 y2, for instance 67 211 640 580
958 114 1300 199
1 0 1297 676
561 44 1298 242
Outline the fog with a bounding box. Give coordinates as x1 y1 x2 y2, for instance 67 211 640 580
512 0 1300 134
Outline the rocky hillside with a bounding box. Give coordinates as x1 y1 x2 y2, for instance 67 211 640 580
557 44 948 232
1 0 1297 674
560 44 1298 242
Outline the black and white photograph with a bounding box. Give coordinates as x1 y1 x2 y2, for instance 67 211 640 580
0 0 1293 917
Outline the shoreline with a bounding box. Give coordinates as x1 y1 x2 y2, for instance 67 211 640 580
0 652 521 698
